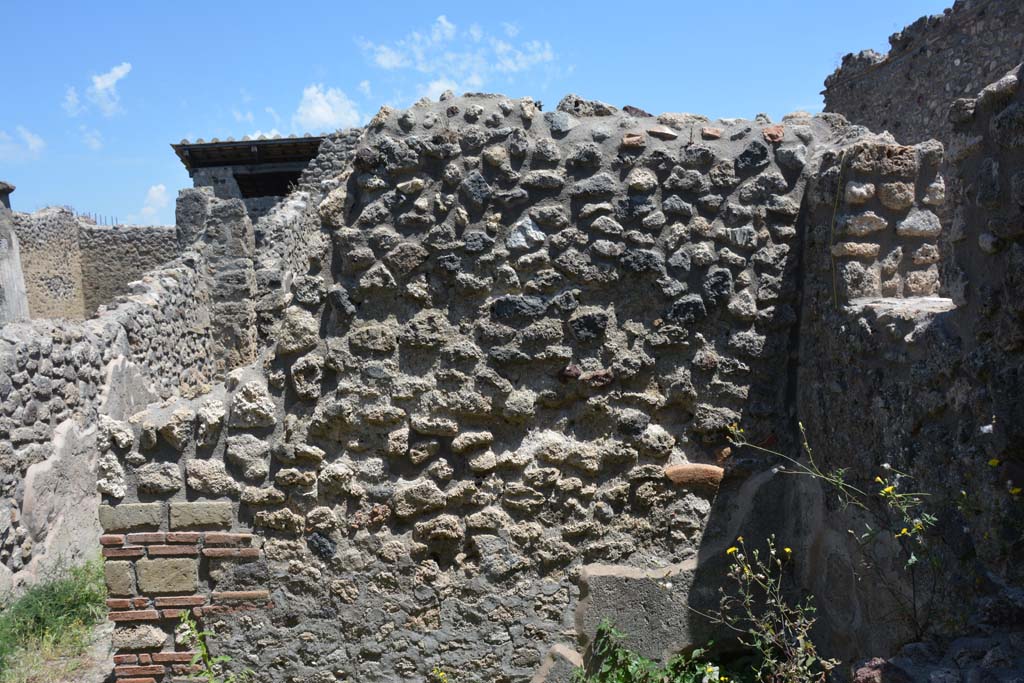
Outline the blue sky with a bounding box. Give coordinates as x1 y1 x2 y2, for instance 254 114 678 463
1 0 951 225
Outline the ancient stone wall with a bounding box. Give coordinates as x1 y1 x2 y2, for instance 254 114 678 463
0 195 256 597
93 94 883 682
790 67 1024 668
12 207 87 319
11 209 181 320
79 224 179 317
8 52 1019 683
823 0 1024 146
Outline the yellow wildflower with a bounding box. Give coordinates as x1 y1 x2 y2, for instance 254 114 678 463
736 536 744 543
1011 487 1022 496
881 485 895 495
726 546 738 555
989 459 1001 467
783 547 792 555
874 476 884 484
897 527 909 537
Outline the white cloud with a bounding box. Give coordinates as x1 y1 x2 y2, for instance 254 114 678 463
432 15 456 41
265 107 281 125
233 109 254 123
126 183 169 225
88 62 132 116
0 126 45 162
359 17 557 98
18 127 45 155
358 79 372 97
141 184 168 216
62 86 82 116
422 78 460 100
368 44 408 70
291 84 361 133
80 125 103 150
250 128 282 139
124 185 171 225
492 38 554 74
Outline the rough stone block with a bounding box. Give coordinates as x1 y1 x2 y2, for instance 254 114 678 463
99 503 164 531
576 561 699 662
105 560 136 596
169 501 233 529
136 558 197 594
112 624 168 650
530 644 582 683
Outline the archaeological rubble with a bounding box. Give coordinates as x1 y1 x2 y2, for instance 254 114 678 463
0 1 1023 681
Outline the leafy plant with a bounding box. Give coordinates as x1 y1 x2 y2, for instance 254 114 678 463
0 558 107 682
710 537 838 683
178 611 254 683
728 422 941 637
574 619 750 683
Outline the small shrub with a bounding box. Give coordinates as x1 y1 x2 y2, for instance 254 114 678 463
712 537 838 683
728 422 940 637
178 611 254 683
0 558 107 681
574 619 751 683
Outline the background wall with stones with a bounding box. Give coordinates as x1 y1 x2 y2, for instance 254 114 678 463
12 208 88 319
823 0 1024 147
79 224 179 318
11 209 181 320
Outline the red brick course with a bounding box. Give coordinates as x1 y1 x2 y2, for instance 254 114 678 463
113 664 165 676
154 596 207 607
102 512 270 674
211 590 270 602
152 651 196 663
148 544 199 556
203 532 253 545
109 609 160 622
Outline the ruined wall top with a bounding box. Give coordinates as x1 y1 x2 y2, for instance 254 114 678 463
823 0 1024 145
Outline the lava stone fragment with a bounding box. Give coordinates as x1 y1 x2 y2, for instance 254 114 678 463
307 532 337 559
569 310 610 342
619 249 666 274
736 140 770 173
666 294 707 324
679 144 716 168
459 171 492 210
702 267 734 306
491 295 549 322
463 231 495 254
327 286 357 317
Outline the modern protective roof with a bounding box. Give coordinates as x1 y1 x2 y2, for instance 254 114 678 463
171 135 325 171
